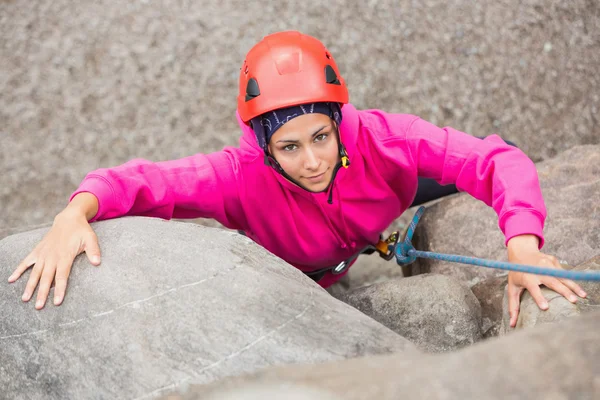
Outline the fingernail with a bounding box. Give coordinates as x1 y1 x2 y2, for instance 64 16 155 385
92 256 100 264
541 302 549 309
580 291 587 297
36 300 43 308
569 295 578 302
8 275 14 282
22 293 29 302
54 296 62 305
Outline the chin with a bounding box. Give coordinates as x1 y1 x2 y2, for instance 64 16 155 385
304 176 333 193
299 170 333 193
308 182 330 193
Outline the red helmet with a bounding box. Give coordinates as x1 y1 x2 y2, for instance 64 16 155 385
237 31 349 122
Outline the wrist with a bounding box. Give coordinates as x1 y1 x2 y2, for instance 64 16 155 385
64 192 99 221
507 234 540 257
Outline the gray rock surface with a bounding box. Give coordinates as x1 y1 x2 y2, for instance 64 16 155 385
2 0 599 240
339 274 482 352
162 310 600 400
471 276 508 338
410 145 600 285
501 256 600 333
0 217 416 400
176 383 343 400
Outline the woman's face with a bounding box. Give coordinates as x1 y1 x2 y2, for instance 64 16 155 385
268 113 340 192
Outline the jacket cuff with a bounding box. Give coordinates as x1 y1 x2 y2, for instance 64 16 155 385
69 175 115 222
502 210 545 249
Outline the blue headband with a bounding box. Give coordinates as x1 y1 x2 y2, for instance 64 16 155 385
251 102 342 152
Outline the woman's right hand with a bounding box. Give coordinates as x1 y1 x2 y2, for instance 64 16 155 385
8 193 101 310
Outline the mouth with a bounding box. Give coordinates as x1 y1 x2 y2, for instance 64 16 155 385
304 170 328 183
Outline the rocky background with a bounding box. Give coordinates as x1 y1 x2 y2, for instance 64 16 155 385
1 0 599 241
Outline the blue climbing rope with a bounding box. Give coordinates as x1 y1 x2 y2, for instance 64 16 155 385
394 206 600 281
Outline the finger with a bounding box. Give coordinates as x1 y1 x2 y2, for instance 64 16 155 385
8 254 36 283
559 278 587 298
84 232 102 266
543 278 578 304
35 261 57 310
22 259 45 302
526 284 549 311
53 258 73 306
507 284 524 328
543 256 587 300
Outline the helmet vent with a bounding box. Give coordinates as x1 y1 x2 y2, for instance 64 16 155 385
245 78 261 102
325 65 341 85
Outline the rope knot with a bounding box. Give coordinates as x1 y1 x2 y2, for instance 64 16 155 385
395 242 416 265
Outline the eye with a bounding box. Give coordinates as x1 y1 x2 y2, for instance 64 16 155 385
315 133 328 142
282 144 298 152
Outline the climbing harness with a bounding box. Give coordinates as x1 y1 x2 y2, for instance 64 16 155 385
304 230 402 282
307 206 600 283
392 206 600 281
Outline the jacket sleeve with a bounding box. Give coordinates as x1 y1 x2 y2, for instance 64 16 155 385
368 111 547 248
69 148 247 231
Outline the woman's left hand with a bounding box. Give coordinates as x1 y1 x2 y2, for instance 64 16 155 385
506 234 587 328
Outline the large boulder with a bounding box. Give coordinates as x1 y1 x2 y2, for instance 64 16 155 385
501 256 600 333
0 217 416 400
339 274 482 352
2 0 599 240
410 145 600 287
163 310 600 399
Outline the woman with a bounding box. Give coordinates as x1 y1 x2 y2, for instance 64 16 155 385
9 31 586 328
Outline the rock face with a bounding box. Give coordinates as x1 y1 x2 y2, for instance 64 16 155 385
339 274 482 352
501 256 600 333
470 276 508 338
410 145 600 287
163 311 600 400
0 218 416 400
2 0 599 240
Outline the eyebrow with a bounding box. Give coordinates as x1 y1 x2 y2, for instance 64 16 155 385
276 125 330 143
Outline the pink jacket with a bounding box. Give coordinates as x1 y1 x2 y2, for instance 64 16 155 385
71 104 547 287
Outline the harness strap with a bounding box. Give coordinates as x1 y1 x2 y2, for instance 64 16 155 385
304 229 404 282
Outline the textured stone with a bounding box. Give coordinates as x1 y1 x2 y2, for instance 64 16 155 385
471 276 508 338
339 274 482 352
162 310 600 400
0 217 416 400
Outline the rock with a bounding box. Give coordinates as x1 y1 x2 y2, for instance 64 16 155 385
410 145 600 286
162 310 600 400
471 276 508 338
501 256 600 334
0 217 416 400
3 0 599 239
179 383 343 400
338 274 482 352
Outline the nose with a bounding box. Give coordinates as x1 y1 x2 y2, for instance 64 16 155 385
303 148 320 170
